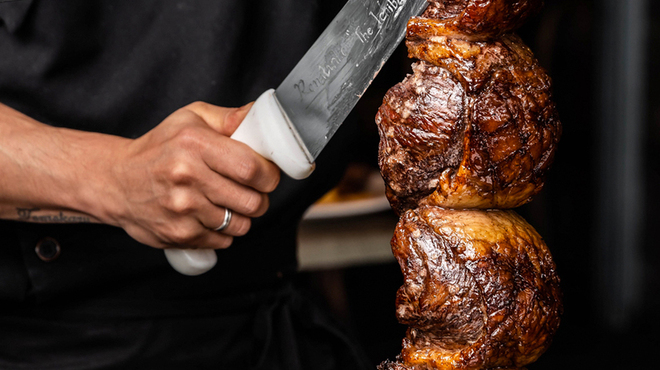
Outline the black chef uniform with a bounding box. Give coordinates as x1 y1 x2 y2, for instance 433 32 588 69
0 1 371 369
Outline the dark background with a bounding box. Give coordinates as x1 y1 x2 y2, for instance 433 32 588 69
299 0 660 369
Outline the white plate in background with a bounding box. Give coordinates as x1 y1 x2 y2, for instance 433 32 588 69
302 171 391 220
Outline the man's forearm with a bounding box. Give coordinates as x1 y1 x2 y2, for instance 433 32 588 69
0 103 127 224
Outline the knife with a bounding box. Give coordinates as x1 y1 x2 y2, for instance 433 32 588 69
164 0 429 275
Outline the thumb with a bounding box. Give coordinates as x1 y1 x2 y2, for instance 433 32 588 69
184 101 254 136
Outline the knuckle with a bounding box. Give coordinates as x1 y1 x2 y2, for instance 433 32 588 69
166 191 196 215
218 235 234 249
235 218 251 236
168 161 195 185
242 192 265 216
167 224 197 246
169 109 199 129
187 101 206 110
256 195 270 216
264 170 281 193
176 126 204 149
236 158 259 185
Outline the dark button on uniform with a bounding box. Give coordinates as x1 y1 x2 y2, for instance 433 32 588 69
35 237 61 262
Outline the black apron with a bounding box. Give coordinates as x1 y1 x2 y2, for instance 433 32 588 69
0 1 369 368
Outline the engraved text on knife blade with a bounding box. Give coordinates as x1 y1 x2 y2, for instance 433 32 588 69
276 0 428 159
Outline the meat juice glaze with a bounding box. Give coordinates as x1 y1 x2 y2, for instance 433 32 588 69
375 1 563 369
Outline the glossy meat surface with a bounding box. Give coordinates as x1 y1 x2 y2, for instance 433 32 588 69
381 207 562 370
421 0 544 38
376 1 563 369
377 32 561 213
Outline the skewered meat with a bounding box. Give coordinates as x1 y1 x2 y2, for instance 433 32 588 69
384 207 561 370
421 0 544 38
375 1 562 369
377 10 561 213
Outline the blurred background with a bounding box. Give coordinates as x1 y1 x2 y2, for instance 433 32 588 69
295 0 660 368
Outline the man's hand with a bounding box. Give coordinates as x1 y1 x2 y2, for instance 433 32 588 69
104 102 281 250
0 101 280 251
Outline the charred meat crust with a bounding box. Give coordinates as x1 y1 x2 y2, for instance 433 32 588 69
377 31 561 214
422 0 544 38
376 1 562 369
389 207 562 370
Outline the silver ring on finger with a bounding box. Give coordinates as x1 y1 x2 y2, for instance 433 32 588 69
215 208 233 232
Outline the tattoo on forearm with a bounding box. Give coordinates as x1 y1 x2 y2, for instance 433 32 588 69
16 207 92 223
16 207 39 220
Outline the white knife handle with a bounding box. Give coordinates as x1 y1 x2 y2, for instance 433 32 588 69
231 89 316 179
164 248 218 276
164 89 316 276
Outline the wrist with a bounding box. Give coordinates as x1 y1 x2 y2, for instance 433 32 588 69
56 127 132 227
0 103 132 226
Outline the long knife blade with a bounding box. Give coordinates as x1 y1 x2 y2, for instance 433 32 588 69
164 0 430 276
275 0 429 159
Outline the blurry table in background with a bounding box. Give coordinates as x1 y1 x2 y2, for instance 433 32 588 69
296 165 396 271
297 210 397 271
295 205 403 364
293 165 411 364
